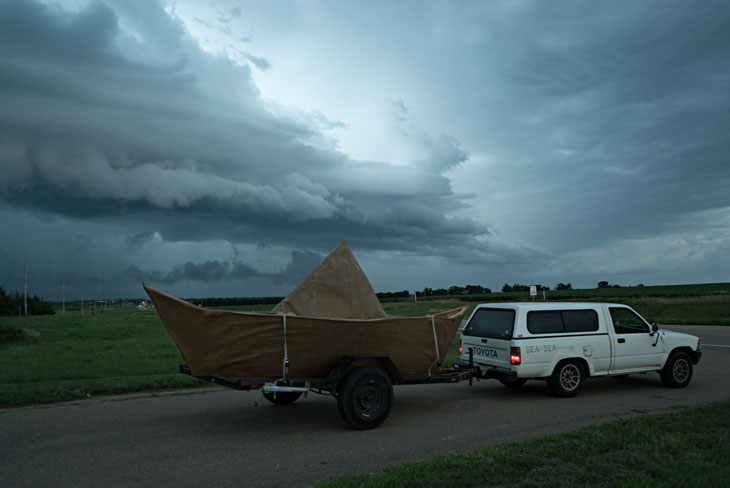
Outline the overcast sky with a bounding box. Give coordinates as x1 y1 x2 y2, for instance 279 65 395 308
1 0 729 300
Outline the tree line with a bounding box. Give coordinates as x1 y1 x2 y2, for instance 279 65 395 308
501 282 573 292
0 287 55 316
377 285 493 299
597 281 642 289
419 284 492 296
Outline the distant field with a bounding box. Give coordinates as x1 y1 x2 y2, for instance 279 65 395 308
377 282 730 326
1 283 728 407
379 294 730 326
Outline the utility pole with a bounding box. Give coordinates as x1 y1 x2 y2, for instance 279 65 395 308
62 282 65 315
23 260 28 316
101 272 104 302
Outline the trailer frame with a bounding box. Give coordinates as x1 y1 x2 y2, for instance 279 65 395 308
179 352 478 429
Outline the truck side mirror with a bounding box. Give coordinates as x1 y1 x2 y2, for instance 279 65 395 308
651 323 659 333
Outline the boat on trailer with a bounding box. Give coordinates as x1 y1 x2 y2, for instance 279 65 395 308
144 240 470 429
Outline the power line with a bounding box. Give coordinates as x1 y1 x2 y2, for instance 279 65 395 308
23 260 31 316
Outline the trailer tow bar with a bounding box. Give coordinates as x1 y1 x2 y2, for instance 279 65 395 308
262 382 311 396
469 348 474 386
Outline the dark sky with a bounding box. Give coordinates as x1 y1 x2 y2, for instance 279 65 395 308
1 0 729 300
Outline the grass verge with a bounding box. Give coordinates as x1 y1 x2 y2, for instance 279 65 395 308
0 374 205 407
317 400 730 488
0 308 215 407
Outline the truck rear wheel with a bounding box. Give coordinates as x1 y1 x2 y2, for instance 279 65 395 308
547 360 585 398
660 352 693 388
263 391 302 405
337 366 393 430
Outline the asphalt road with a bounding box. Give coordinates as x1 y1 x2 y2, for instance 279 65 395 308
2 325 729 488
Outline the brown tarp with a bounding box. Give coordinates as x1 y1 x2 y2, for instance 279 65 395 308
144 239 467 379
272 239 387 319
144 284 466 378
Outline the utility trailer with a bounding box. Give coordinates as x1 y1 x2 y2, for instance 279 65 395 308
180 354 476 430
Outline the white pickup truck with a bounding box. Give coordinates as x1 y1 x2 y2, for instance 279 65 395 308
455 302 702 397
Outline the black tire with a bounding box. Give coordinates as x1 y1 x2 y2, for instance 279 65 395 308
499 378 528 388
337 366 393 430
660 352 693 388
263 391 302 406
547 360 585 398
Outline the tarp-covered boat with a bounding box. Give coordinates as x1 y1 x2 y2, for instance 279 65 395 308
144 240 467 379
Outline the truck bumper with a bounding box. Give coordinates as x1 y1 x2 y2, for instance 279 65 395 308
691 349 702 365
453 361 518 381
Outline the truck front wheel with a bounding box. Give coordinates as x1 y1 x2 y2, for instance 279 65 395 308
337 366 393 430
547 360 585 398
660 352 693 388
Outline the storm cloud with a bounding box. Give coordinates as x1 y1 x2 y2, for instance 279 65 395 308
0 0 475 237
1 0 729 299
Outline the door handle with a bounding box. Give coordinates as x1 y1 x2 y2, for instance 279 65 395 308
618 338 626 343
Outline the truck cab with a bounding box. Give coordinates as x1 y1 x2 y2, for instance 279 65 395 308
456 302 702 397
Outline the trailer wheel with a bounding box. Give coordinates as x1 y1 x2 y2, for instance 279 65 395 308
263 391 302 406
660 352 693 388
499 378 527 388
547 360 585 398
337 366 393 430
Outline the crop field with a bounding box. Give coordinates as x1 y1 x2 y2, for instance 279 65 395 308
379 295 730 326
1 283 728 407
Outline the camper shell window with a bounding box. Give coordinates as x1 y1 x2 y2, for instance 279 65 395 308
462 308 515 340
527 309 599 334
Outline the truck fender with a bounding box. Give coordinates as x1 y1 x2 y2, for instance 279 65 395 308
547 356 591 378
664 346 696 367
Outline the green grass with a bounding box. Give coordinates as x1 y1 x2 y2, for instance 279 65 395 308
317 400 730 488
381 300 477 317
0 308 199 406
0 324 39 345
616 295 730 325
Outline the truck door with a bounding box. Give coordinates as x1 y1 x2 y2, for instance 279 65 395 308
608 307 662 372
461 308 515 369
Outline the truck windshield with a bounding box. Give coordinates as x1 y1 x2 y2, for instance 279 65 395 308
462 308 515 340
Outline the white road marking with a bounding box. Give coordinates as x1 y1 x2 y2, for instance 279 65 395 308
703 344 730 348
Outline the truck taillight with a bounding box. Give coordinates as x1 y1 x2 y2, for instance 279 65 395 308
510 347 521 365
459 340 462 355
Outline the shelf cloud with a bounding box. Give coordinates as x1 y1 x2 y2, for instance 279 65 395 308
1 0 728 299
